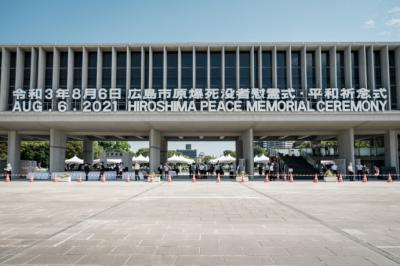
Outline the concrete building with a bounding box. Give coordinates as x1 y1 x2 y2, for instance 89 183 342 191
177 144 197 159
0 43 399 177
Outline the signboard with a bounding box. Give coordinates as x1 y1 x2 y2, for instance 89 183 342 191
10 87 388 113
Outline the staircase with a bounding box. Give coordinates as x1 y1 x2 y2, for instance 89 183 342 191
281 155 317 179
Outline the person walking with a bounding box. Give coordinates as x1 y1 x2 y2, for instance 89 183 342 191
229 163 235 179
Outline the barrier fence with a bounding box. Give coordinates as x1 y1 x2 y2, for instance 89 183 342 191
0 172 398 182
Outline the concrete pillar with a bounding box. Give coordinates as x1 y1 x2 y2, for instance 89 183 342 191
49 129 66 173
315 46 322 88
148 47 153 89
192 46 196 90
0 48 10 111
384 130 399 172
338 128 355 168
52 47 60 109
272 46 277 88
37 48 45 89
149 128 161 173
111 47 117 88
359 46 368 88
330 46 337 88
395 47 400 109
67 47 74 109
30 47 38 89
287 46 292 89
83 140 93 165
344 46 352 88
160 137 168 165
207 46 210 89
15 48 24 90
250 46 255 88
221 46 225 89
242 128 254 177
381 46 390 110
258 46 262 89
236 46 240 89
7 131 21 175
141 46 145 90
178 46 181 89
367 46 375 90
236 138 243 160
301 46 307 97
96 47 102 89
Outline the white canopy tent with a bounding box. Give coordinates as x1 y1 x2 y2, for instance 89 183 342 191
210 155 236 164
254 154 270 163
132 154 149 163
65 155 83 165
168 154 195 164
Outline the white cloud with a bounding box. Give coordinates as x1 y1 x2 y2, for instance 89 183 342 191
386 18 400 27
379 30 392 36
363 19 376 29
388 7 400 14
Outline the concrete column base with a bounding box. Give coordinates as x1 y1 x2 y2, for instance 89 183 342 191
50 129 66 173
7 131 21 175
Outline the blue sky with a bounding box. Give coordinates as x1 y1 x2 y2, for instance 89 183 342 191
0 0 399 43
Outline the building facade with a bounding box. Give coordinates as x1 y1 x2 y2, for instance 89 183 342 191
0 43 399 176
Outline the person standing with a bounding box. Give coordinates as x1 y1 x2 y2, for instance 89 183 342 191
4 163 12 181
356 161 363 181
229 163 235 179
134 162 140 181
84 163 90 181
99 163 105 181
347 162 354 181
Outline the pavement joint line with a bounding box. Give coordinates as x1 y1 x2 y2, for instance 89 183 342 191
0 183 164 265
241 183 400 265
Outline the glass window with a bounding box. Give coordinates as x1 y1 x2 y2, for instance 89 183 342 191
87 52 97 87
240 51 250 88
130 52 141 89
181 52 192 89
152 52 163 89
210 52 221 88
254 50 258 88
321 51 330 89
7 52 16 110
374 51 382 89
43 52 53 111
389 51 397 110
262 51 272 88
306 52 315 89
277 51 286 89
102 52 112 89
23 52 31 89
196 51 207 89
225 51 236 89
116 51 126 110
336 51 345 89
72 51 82 110
351 51 359 89
291 51 301 95
167 52 178 90
59 52 68 89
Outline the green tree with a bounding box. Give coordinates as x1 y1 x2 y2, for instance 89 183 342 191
21 141 49 167
0 142 7 160
254 146 267 156
66 141 83 159
135 148 149 157
167 150 182 158
223 150 236 157
203 155 215 164
97 141 131 153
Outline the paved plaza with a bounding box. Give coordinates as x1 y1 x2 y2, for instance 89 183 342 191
0 180 399 266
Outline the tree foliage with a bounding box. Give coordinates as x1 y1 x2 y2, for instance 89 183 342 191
0 142 7 160
135 148 149 157
223 150 236 157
